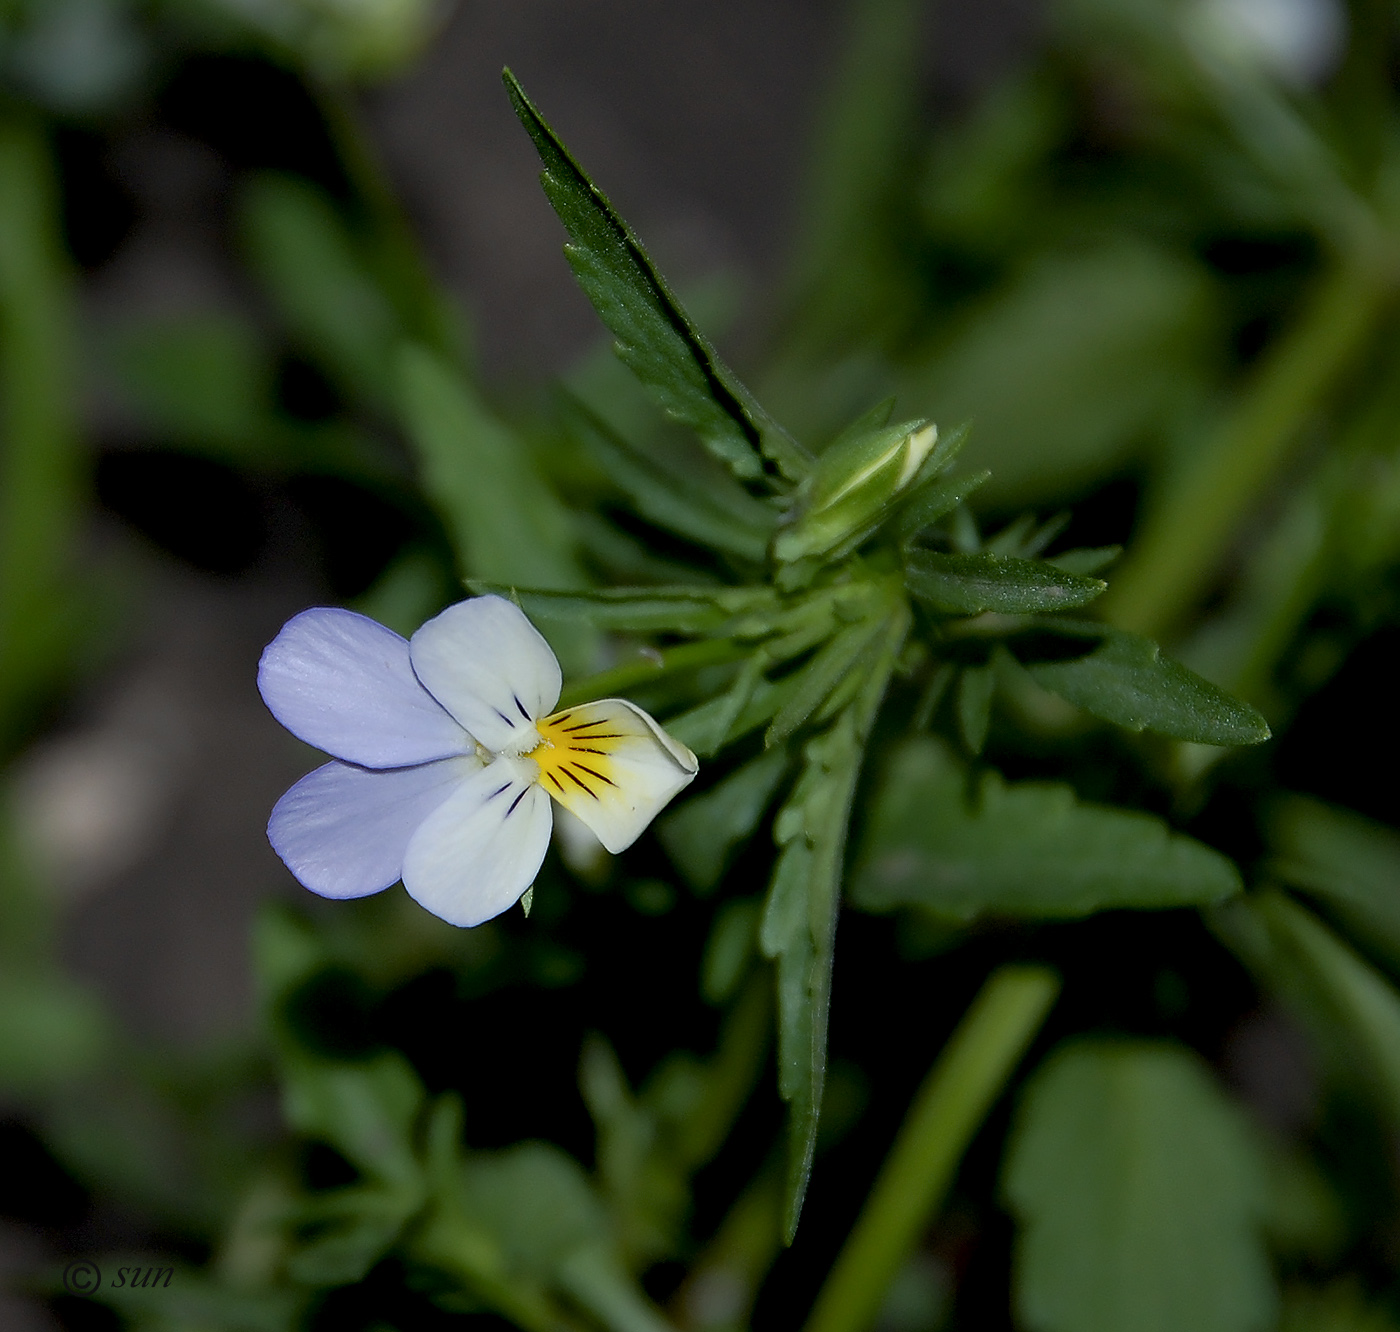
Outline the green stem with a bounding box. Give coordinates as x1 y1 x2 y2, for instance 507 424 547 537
0 118 79 755
801 965 1059 1332
1100 258 1393 640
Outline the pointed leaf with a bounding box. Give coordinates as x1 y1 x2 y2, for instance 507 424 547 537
905 551 1106 615
852 737 1241 919
767 616 889 744
505 70 807 484
1004 1039 1276 1332
1048 546 1121 576
483 583 777 636
956 663 994 754
1025 630 1270 745
561 395 774 561
759 618 902 1241
896 470 990 545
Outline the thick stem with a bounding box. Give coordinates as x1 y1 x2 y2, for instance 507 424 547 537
801 965 1059 1332
1100 259 1392 640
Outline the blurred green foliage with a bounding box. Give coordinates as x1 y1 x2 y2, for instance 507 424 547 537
6 0 1400 1329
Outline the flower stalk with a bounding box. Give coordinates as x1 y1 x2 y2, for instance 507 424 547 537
801 966 1059 1332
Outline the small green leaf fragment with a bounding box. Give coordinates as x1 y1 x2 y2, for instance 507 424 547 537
702 898 763 1005
1004 1039 1276 1332
852 737 1241 919
1213 892 1400 1131
896 469 990 545
1026 630 1271 746
665 672 798 756
659 748 789 893
281 1051 426 1191
1265 795 1400 968
956 663 994 754
480 583 776 635
1048 545 1122 576
905 551 1106 615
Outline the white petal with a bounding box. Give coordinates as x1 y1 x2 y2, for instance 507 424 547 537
409 596 562 755
533 699 698 854
259 607 471 767
401 758 553 927
268 757 479 899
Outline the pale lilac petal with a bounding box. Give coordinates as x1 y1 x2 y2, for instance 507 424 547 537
259 608 471 767
268 756 480 899
536 699 698 853
409 596 562 755
401 757 553 927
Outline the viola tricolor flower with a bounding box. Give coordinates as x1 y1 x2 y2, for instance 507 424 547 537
258 594 698 926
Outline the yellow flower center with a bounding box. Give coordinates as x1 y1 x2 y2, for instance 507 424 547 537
528 708 625 804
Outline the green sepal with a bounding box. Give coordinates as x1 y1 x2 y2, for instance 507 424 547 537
504 69 808 485
1024 629 1271 746
905 550 1107 615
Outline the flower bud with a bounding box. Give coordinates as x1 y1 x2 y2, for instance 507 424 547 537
774 421 937 564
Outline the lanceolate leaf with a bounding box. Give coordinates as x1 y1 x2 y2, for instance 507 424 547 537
896 470 990 545
851 738 1240 918
1003 1040 1275 1332
761 716 863 1245
1025 629 1271 746
767 615 890 745
505 70 808 485
665 669 798 756
478 583 778 635
759 611 907 1242
905 550 1106 615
